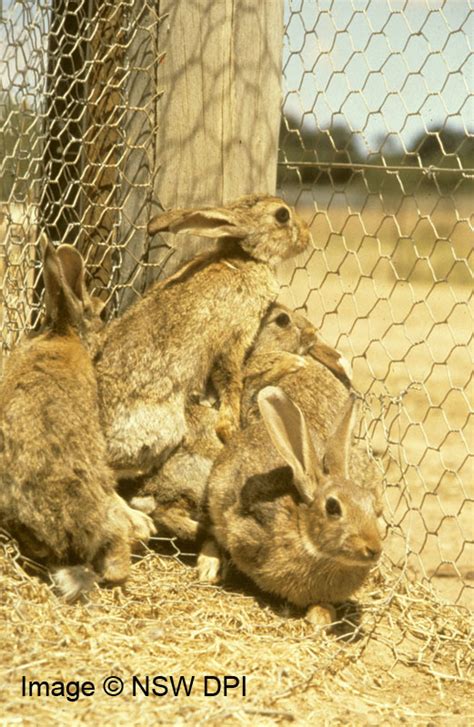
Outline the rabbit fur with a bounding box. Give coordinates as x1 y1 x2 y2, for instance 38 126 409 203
127 303 347 540
199 386 382 623
241 303 352 424
94 194 310 479
0 241 155 600
240 309 382 505
129 396 223 540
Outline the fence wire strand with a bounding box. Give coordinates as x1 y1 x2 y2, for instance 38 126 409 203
0 1 473 720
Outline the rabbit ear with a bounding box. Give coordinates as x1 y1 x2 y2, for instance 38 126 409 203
148 207 250 239
258 386 322 504
55 245 88 302
323 394 358 479
42 241 86 331
309 341 352 389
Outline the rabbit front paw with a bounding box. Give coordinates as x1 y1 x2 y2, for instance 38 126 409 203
197 539 222 584
130 496 156 515
305 603 337 627
114 494 156 542
127 507 156 543
265 353 307 382
290 355 307 373
215 409 239 443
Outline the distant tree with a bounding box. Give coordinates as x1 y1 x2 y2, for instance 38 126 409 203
0 93 40 202
278 111 363 186
368 124 473 194
408 124 474 170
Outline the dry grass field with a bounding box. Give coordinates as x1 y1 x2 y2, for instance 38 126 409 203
0 195 473 724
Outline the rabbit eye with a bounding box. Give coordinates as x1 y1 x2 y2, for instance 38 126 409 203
275 207 290 223
275 312 291 327
326 497 342 517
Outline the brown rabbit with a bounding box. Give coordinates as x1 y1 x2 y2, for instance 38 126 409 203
94 194 310 479
240 308 382 505
129 303 351 540
199 387 382 625
241 303 352 424
129 397 223 540
127 303 310 537
0 241 155 600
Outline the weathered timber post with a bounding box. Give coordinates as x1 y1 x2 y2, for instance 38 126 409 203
40 0 88 247
40 1 284 312
117 0 284 309
39 1 125 301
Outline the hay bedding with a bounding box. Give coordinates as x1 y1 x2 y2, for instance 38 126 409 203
1 532 472 726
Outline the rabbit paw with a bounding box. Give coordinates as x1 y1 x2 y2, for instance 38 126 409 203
130 496 156 515
197 539 221 584
215 414 238 444
114 495 156 542
290 355 307 373
265 353 307 383
305 604 337 627
127 507 156 543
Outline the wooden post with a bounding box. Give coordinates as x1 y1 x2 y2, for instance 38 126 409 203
40 1 284 312
116 0 284 310
152 0 285 267
78 1 126 293
39 1 124 300
40 0 88 246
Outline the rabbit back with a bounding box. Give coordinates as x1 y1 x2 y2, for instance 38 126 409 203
0 332 118 562
96 255 277 473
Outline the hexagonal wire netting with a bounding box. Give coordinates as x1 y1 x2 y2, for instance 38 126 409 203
0 0 472 611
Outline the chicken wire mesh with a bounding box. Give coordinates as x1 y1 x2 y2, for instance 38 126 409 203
0 1 473 722
0 0 472 675
277 0 473 612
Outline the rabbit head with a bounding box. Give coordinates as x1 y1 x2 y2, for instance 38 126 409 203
41 239 104 338
148 194 310 266
249 304 317 357
258 386 382 569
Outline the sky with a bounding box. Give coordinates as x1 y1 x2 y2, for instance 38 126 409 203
282 0 473 153
0 0 472 155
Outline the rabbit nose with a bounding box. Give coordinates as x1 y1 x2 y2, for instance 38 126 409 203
364 545 381 561
302 326 316 344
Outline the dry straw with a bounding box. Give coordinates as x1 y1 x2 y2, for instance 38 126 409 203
1 528 472 725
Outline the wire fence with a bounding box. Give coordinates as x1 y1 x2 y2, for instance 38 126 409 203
277 0 473 610
0 0 472 619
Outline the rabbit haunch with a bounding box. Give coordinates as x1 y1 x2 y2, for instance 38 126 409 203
95 195 310 478
0 242 154 599
201 387 382 610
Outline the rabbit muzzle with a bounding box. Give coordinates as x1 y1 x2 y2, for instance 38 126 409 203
335 533 382 568
298 325 317 353
290 219 311 257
